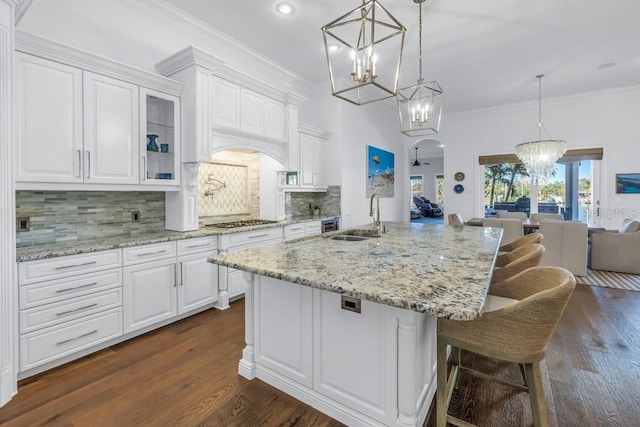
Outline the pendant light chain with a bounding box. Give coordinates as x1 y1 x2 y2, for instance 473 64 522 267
537 74 544 140
418 1 423 83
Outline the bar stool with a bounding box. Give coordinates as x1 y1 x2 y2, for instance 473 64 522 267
436 266 576 427
491 243 544 284
499 232 543 252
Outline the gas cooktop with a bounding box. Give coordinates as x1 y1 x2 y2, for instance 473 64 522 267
206 219 278 229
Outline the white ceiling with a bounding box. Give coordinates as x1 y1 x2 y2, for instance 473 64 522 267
163 0 640 117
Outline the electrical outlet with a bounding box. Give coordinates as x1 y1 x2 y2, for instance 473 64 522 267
131 211 140 223
17 217 30 232
346 209 351 216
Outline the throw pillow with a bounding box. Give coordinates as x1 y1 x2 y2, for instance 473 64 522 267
619 219 640 233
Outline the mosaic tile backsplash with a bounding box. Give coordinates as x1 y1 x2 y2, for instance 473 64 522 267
16 191 166 247
286 185 341 220
199 151 260 219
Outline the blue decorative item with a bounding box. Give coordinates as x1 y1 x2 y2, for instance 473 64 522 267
146 134 159 152
454 184 464 194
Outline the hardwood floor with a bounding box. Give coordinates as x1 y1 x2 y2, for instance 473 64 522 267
1 284 638 426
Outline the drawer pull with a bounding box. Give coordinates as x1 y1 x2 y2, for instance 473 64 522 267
248 233 270 239
56 329 98 345
55 261 97 270
186 243 212 249
55 282 98 293
136 249 167 257
56 303 98 316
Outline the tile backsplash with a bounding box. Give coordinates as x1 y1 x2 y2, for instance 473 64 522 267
16 191 166 247
286 185 341 221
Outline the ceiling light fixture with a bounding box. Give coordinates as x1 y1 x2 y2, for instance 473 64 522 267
321 0 406 105
515 74 566 182
397 0 444 137
276 2 295 15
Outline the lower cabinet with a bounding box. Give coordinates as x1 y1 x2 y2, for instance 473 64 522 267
123 258 177 333
177 237 219 314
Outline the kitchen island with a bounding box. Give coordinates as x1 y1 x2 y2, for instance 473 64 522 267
207 222 501 427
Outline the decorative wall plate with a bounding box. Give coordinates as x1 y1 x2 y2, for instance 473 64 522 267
454 172 465 181
453 184 464 194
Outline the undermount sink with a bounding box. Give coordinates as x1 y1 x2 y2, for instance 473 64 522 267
328 235 372 242
339 228 381 238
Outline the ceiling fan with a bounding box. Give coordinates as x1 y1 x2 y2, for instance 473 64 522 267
412 147 430 166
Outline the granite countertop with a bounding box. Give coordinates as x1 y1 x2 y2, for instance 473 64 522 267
16 216 340 262
207 222 502 320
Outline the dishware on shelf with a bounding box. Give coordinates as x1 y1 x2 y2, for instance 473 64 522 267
146 134 159 152
160 143 169 153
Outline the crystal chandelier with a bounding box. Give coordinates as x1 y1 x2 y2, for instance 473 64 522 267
396 0 444 137
515 74 566 181
322 0 406 105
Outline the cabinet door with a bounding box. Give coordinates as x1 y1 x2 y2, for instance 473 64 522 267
177 253 218 314
263 97 285 140
140 87 180 184
211 76 240 129
123 259 176 333
314 137 327 187
299 133 315 187
15 53 83 183
240 88 263 135
83 72 139 184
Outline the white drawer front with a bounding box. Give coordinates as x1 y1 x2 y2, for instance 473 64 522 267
284 224 305 241
305 221 322 235
19 269 121 310
221 227 283 251
19 250 121 285
20 308 122 371
177 237 218 256
20 288 122 334
122 241 176 265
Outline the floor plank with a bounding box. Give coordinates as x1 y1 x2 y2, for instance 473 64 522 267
0 284 639 426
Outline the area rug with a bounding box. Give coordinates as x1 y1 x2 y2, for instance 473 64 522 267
576 268 640 291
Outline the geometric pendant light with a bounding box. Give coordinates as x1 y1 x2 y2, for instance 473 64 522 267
322 0 406 105
397 0 444 136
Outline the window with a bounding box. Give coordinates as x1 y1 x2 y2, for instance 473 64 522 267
436 174 444 206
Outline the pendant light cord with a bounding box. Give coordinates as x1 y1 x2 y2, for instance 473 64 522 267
537 74 544 140
418 1 423 83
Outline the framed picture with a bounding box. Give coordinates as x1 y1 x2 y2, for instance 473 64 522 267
616 173 640 194
367 145 394 197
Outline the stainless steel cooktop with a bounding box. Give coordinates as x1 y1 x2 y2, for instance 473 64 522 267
206 219 278 229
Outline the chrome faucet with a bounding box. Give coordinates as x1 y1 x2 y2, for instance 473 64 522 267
369 193 382 234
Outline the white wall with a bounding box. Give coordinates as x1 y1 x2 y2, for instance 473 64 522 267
259 154 282 220
439 86 640 229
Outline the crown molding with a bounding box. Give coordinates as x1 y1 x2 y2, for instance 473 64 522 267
14 0 32 24
15 30 183 96
298 123 332 140
157 46 306 106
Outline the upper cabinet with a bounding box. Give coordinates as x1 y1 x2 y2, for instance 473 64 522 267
297 123 331 191
14 31 183 190
140 88 180 184
210 76 240 130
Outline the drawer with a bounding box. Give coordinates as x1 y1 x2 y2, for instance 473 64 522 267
284 224 305 241
20 308 122 371
305 221 322 235
122 241 176 265
220 227 283 251
19 249 121 285
177 237 218 256
20 288 122 334
19 269 121 310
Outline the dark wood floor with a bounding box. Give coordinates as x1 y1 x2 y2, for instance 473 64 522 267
1 284 639 426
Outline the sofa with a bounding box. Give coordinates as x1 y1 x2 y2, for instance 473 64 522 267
413 196 443 218
589 218 640 274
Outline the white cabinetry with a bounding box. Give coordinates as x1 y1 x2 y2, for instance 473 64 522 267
284 221 321 241
15 53 83 183
297 124 330 191
176 237 219 314
122 242 177 333
14 32 182 190
83 71 139 184
18 250 123 373
211 76 240 130
216 227 283 309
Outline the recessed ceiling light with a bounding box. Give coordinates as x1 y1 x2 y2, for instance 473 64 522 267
327 43 340 52
276 2 295 15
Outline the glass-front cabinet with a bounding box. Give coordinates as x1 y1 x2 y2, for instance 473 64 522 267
140 88 180 185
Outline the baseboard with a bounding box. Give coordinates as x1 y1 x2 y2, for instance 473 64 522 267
0 364 17 407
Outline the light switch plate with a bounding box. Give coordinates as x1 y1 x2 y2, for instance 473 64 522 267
17 217 30 232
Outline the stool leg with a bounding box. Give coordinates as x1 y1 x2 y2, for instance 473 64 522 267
524 362 549 427
436 338 449 427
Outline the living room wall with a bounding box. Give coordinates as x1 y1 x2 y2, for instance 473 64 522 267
439 85 640 230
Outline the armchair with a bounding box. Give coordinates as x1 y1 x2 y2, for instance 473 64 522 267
539 220 588 276
589 218 640 274
412 196 443 218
